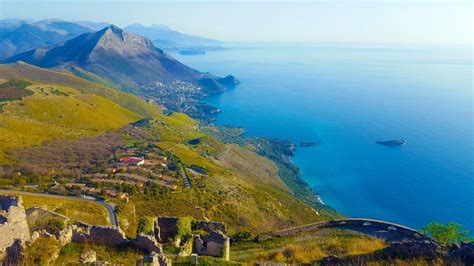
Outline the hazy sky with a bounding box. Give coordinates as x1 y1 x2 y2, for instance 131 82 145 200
1 0 472 45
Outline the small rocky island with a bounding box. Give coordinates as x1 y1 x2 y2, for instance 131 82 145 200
376 140 407 146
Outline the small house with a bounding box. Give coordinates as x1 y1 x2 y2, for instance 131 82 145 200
119 156 145 166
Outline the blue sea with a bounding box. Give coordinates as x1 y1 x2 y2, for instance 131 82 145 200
172 43 473 232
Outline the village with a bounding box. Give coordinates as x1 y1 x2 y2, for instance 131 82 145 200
46 143 201 204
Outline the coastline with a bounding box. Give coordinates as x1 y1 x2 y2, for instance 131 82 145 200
174 44 473 232
203 121 330 211
283 152 325 205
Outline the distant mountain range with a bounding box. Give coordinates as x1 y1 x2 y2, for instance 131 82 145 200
0 19 223 61
0 19 93 59
2 23 236 120
4 25 210 89
124 23 222 50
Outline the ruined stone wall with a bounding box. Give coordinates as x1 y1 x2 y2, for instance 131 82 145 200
73 226 128 246
71 225 162 254
194 231 230 261
0 195 30 259
195 221 226 234
26 207 69 223
156 217 178 242
156 216 227 242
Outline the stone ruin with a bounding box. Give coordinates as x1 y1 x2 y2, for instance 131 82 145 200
24 207 167 263
195 230 230 261
156 216 230 260
136 251 172 266
156 216 178 242
0 195 30 260
195 220 226 234
156 216 227 242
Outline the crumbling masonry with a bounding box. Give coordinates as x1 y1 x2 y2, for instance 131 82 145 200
0 195 30 259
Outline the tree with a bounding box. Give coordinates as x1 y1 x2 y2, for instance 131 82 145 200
420 222 472 245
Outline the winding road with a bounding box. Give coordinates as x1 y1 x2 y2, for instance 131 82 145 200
0 189 118 227
275 218 433 242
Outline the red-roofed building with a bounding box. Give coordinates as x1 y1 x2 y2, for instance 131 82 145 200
119 156 145 166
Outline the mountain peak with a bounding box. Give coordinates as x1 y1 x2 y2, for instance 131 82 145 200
104 24 121 32
94 24 126 43
2 25 201 89
102 24 123 35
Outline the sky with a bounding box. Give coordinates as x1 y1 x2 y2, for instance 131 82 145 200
0 0 472 45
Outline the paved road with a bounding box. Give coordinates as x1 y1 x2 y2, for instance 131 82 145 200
0 189 118 227
276 218 433 242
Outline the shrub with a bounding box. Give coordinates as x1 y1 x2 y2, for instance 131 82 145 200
176 217 193 239
22 237 61 265
45 217 66 233
420 222 472 245
59 243 79 256
136 216 155 236
232 231 252 242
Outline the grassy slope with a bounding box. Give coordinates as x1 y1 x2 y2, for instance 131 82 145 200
55 242 145 265
232 228 386 264
128 113 328 234
0 63 162 163
0 82 141 163
0 62 160 117
0 62 334 235
0 191 108 225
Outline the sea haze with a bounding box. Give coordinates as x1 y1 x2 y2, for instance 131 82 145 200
172 44 473 232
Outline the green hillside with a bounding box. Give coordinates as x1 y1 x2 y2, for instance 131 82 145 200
0 62 161 117
0 62 333 238
118 113 332 234
0 66 150 163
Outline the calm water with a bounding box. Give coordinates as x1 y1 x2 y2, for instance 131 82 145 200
172 44 473 232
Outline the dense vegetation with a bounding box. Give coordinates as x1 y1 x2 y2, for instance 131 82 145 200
0 79 33 102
